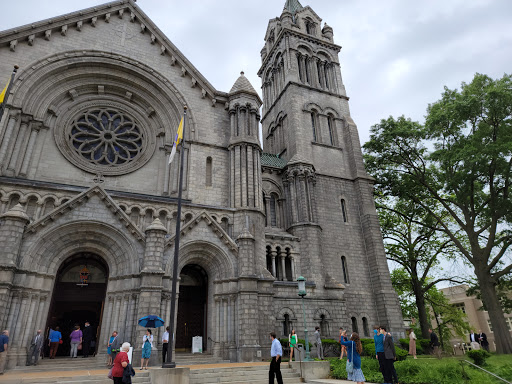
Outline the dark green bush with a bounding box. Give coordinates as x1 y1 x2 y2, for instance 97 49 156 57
467 349 491 366
395 347 408 361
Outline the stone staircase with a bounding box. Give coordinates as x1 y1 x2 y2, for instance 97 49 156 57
189 363 303 384
175 352 231 366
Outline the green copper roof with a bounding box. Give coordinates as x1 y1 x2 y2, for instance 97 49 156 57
284 0 303 15
261 153 287 169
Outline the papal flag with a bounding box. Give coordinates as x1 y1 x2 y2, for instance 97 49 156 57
0 78 10 105
168 117 184 164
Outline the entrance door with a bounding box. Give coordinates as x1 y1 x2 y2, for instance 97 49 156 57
175 264 207 351
46 253 108 356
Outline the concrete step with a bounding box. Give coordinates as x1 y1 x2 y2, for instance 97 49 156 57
189 366 301 384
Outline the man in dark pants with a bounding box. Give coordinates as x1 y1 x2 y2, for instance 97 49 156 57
429 328 441 359
162 326 169 363
382 326 396 384
82 321 93 358
374 327 385 378
478 330 489 352
269 332 283 384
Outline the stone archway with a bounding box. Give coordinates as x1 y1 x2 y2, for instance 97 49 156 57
45 253 108 357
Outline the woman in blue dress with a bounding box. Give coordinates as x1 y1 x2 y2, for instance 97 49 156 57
107 332 116 367
140 329 153 370
339 332 365 384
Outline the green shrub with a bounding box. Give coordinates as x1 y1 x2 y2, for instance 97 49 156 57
467 349 491 366
395 347 408 361
399 338 409 350
417 338 430 353
362 342 376 357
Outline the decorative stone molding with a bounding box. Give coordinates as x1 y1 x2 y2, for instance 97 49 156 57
76 20 83 31
91 17 97 27
105 13 111 23
10 39 17 51
61 25 68 36
44 30 52 40
28 35 35 46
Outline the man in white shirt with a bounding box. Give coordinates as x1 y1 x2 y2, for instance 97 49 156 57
269 332 283 384
162 326 169 363
469 331 480 350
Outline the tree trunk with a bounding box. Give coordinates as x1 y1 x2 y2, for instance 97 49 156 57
414 286 430 339
476 271 512 354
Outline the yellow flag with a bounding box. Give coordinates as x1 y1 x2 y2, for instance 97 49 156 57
0 77 10 104
168 117 184 164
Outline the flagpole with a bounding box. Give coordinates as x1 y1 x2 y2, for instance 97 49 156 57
0 65 19 123
163 106 187 368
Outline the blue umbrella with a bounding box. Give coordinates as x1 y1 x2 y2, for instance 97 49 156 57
138 315 165 328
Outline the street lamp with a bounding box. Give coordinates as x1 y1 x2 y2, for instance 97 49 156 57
297 276 311 361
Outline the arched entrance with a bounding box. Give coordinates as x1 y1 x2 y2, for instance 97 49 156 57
176 264 208 351
46 253 108 356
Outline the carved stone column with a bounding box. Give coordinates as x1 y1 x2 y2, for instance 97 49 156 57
0 109 20 170
19 122 42 177
5 114 30 176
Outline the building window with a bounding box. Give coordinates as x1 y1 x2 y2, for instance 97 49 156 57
362 317 369 337
266 245 273 275
311 111 317 142
351 317 359 334
320 314 329 336
206 157 212 186
341 199 348 222
453 303 466 314
297 55 303 82
341 256 349 284
324 64 330 89
305 57 311 84
327 115 334 146
270 194 277 227
283 314 291 336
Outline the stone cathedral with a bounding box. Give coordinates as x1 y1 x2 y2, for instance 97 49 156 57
0 0 403 368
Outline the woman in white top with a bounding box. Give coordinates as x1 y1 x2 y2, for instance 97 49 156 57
140 329 154 370
408 328 417 359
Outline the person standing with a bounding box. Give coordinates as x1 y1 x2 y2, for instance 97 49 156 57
269 332 283 384
469 331 480 350
339 328 347 360
408 328 417 359
381 326 396 384
373 328 385 377
110 331 121 363
107 332 116 366
140 329 153 370
478 330 489 352
289 329 297 362
82 321 93 358
69 324 83 358
429 328 441 359
339 332 365 384
314 326 324 360
112 342 131 384
0 330 9 375
26 329 44 366
48 326 62 359
162 326 169 363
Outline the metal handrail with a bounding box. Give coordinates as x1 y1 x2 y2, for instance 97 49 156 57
460 360 511 384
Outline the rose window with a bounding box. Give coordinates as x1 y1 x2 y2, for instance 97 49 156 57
69 109 143 166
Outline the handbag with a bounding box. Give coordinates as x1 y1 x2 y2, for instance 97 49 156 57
346 341 354 374
78 342 83 351
107 367 113 380
59 340 63 344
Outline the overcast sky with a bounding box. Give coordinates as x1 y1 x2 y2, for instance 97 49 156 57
2 0 511 145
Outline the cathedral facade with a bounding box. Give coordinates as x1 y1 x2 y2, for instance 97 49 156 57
0 0 403 368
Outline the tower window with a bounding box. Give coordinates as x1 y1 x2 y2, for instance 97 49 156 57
317 61 323 88
320 314 329 336
327 115 334 146
341 199 347 222
324 64 330 89
341 256 349 284
297 55 303 83
305 57 311 84
311 111 317 142
270 194 277 227
351 317 359 334
206 157 212 186
362 317 369 337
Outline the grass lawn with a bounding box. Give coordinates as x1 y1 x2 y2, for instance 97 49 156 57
328 354 512 384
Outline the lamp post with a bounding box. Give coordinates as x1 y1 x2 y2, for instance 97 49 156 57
297 276 311 361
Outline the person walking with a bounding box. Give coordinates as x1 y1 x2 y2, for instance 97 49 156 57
314 326 323 360
162 326 169 363
339 328 347 360
289 329 297 362
408 328 417 359
48 326 62 359
26 329 44 366
140 329 153 370
381 326 396 384
69 325 83 358
429 328 441 359
478 330 489 352
373 328 385 377
110 331 121 363
339 332 365 384
112 342 131 384
269 332 283 384
82 321 93 358
0 330 9 375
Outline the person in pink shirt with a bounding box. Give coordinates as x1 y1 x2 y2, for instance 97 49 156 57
69 325 83 358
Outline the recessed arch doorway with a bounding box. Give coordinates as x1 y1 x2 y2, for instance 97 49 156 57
175 264 208 351
45 253 108 356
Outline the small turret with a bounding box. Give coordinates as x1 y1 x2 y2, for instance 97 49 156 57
322 22 333 41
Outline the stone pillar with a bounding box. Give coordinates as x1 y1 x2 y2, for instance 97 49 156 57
21 294 38 347
19 122 41 177
247 145 254 207
287 176 298 224
0 110 20 170
5 115 30 176
290 256 296 281
280 255 286 281
163 150 171 195
101 294 114 346
12 293 29 346
5 293 20 334
271 253 277 278
111 296 121 334
241 145 247 207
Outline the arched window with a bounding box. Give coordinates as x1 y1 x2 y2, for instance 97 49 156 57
305 57 311 84
324 63 330 89
206 157 212 186
317 61 323 88
327 115 334 146
362 317 370 337
266 246 273 275
341 256 349 284
270 194 277 227
276 246 282 280
351 317 359 334
311 111 317 142
283 314 291 336
297 55 303 82
320 314 329 336
341 199 347 222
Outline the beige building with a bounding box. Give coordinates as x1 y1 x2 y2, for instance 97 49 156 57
441 284 512 352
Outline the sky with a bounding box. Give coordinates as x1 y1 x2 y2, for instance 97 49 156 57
2 0 511 146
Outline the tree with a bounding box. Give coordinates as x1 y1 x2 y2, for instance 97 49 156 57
378 198 462 339
364 73 512 353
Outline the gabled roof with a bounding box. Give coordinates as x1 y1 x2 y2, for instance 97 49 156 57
25 185 145 241
0 0 226 102
261 153 287 169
